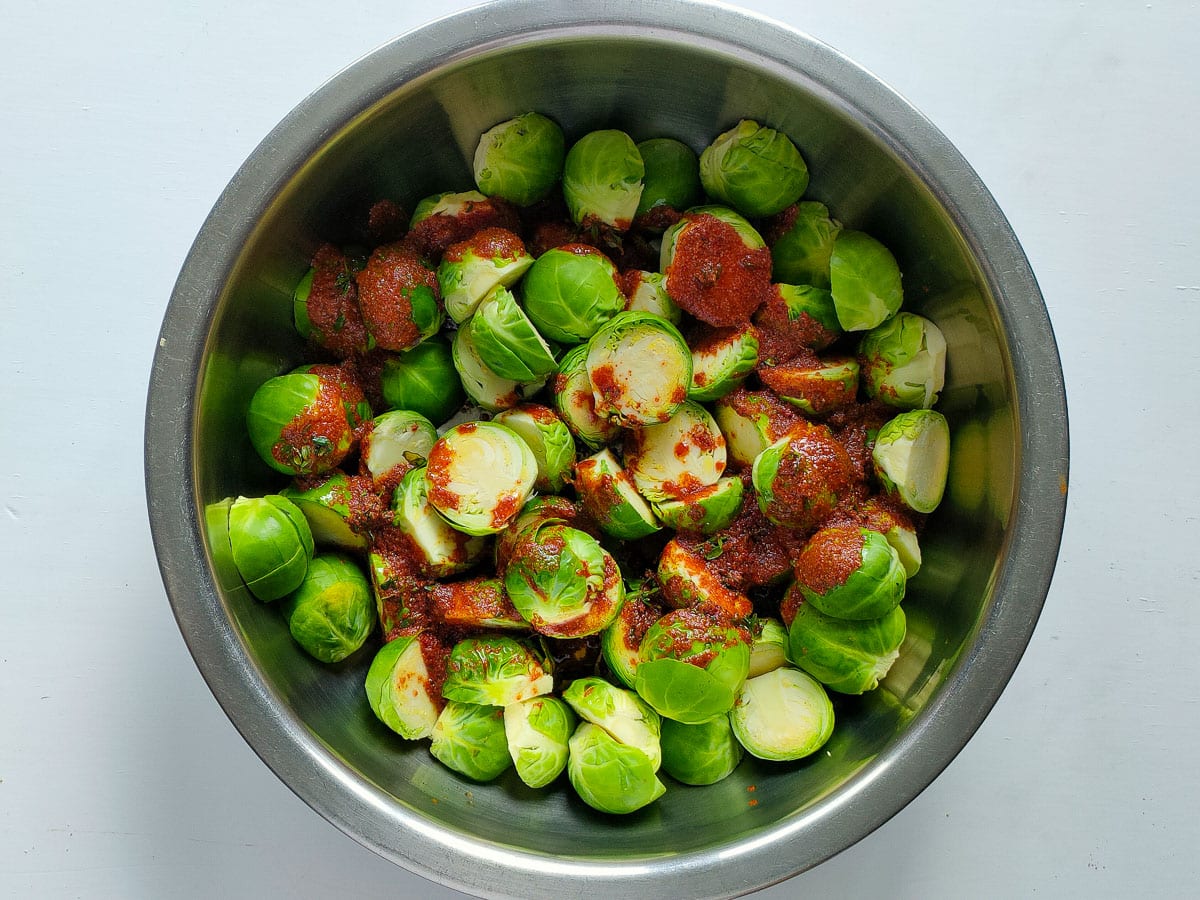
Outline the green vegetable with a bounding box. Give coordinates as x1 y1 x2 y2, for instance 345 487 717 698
574 448 661 540
365 633 446 739
786 601 907 694
699 119 809 218
473 112 566 207
623 270 682 325
492 404 577 494
423 421 539 535
623 400 726 502
246 371 358 476
467 285 558 382
769 201 842 288
729 667 834 760
751 422 853 530
635 138 702 218
858 311 947 409
792 526 907 621
551 343 622 448
227 495 314 602
430 701 512 782
656 537 752 620
563 676 663 771
280 553 373 663
360 410 438 481
651 477 745 536
562 129 645 230
567 722 665 814
600 588 663 690
451 321 546 413
872 410 951 514
747 617 789 677
441 635 554 707
759 356 859 416
504 695 575 788
688 324 759 403
391 467 489 577
280 472 367 551
522 246 626 344
660 715 743 785
379 336 466 424
829 230 903 331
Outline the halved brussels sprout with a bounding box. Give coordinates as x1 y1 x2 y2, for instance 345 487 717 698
829 230 903 332
660 715 743 786
522 245 626 344
365 632 448 739
552 343 622 448
688 325 759 402
493 495 581 574
657 538 752 620
600 586 664 689
858 312 947 409
467 285 558 382
574 448 661 540
747 616 789 677
786 599 907 694
292 244 369 356
392 467 490 577
439 228 535 323
493 404 577 493
228 495 314 602
246 371 359 476
624 400 727 502
712 388 801 470
872 410 951 514
652 477 745 535
753 284 842 358
792 526 906 621
442 635 553 707
410 190 492 227
280 472 368 551
562 129 645 230
729 667 834 760
280 553 373 663
451 322 546 413
861 498 922 577
473 112 566 207
379 336 466 425
563 676 663 771
622 270 682 325
356 242 444 351
751 422 856 531
567 722 666 815
634 137 702 222
504 523 624 638
758 356 860 416
699 119 809 218
635 607 752 724
661 206 772 326
768 201 842 288
430 701 512 782
368 529 432 638
504 695 575 788
360 410 438 482
427 577 527 631
424 422 538 535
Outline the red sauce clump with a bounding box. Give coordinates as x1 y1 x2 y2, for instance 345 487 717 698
273 371 354 474
793 526 865 595
664 212 772 326
424 440 461 512
759 422 857 532
442 226 527 265
302 244 370 357
355 243 440 351
428 578 521 629
758 361 857 416
753 284 837 361
404 196 520 262
366 199 407 246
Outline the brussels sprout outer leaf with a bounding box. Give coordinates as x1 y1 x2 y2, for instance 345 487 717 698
829 230 903 331
468 286 558 382
441 635 553 707
787 601 907 694
522 246 626 345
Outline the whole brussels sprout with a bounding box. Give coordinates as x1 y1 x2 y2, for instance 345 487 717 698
246 370 361 476
767 201 842 288
227 495 314 602
792 526 907 621
829 230 903 332
365 632 448 740
473 112 566 207
522 245 626 344
634 137 702 224
379 336 466 425
430 701 512 782
467 285 558 382
729 667 834 760
872 409 951 514
858 312 948 409
699 119 809 218
504 695 575 788
355 242 444 351
441 635 553 707
292 244 370 356
493 404 577 493
660 715 743 786
568 722 665 814
280 553 373 663
751 422 856 531
786 600 907 695
562 129 645 230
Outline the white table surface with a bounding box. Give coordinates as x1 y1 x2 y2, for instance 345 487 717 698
3 0 1197 896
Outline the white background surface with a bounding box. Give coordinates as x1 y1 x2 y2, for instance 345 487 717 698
3 0 1198 896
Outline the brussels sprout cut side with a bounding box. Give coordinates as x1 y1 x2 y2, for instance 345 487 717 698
452 323 546 413
563 677 663 771
624 400 727 502
748 617 790 677
392 467 489 578
365 633 447 740
280 472 367 551
360 410 438 482
586 312 692 427
873 410 951 514
552 344 622 448
858 312 948 410
574 449 661 540
439 228 535 324
424 422 538 535
699 119 810 218
623 270 682 325
473 112 566 207
600 590 663 690
504 696 574 788
730 667 835 761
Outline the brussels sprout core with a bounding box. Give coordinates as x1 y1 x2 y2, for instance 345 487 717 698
280 554 374 663
473 112 566 207
227 495 314 602
562 129 645 230
441 635 554 707
424 422 538 535
858 312 947 409
729 667 834 760
792 526 907 621
872 410 951 514
623 400 727 502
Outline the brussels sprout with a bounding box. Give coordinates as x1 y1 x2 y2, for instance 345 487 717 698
699 119 809 218
656 537 753 620
410 190 491 227
551 343 622 448
562 129 645 230
660 715 743 786
758 356 860 417
451 322 546 413
430 701 512 782
786 599 907 694
290 363 372 430
205 498 251 604
634 138 702 220
829 230 903 332
688 325 759 402
227 495 314 602
356 242 444 351
574 449 661 540
729 667 834 760
660 206 772 327
280 553 374 663
504 523 625 638
392 467 490 577
567 722 666 814
712 389 796 470
493 404 577 493
792 526 906 621
504 695 575 788
442 635 554 707
424 422 538 535
280 472 368 551
748 617 789 677
246 371 359 476
368 529 432 638
467 286 558 382
365 632 447 739
563 676 663 771
600 586 664 689
872 410 951 514
439 228 535 324
522 245 626 344
754 284 842 357
360 410 438 482
652 476 745 535
768 201 842 288
292 245 370 356
473 112 566 207
751 422 856 531
494 495 581 574
635 608 752 724
624 401 726 502
622 270 682 325
861 498 922 577
427 577 527 631
379 337 466 425
858 312 947 409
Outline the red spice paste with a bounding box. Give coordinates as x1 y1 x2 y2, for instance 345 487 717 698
664 213 772 325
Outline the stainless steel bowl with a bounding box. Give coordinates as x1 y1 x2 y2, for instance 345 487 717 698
146 2 1068 896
